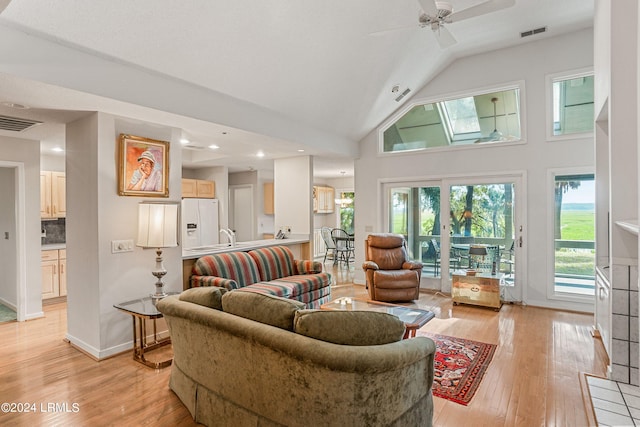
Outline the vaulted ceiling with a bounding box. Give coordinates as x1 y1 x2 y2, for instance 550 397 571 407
0 0 593 176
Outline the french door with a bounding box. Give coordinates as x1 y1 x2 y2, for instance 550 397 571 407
383 174 524 299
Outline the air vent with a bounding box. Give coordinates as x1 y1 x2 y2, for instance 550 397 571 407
182 145 207 151
395 88 411 102
520 26 547 38
0 115 42 132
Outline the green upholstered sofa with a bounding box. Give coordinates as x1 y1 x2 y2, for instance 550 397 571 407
189 245 331 308
156 288 436 427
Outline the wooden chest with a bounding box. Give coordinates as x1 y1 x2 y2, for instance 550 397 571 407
452 273 504 310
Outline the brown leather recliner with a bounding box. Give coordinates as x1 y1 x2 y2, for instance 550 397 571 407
362 233 423 302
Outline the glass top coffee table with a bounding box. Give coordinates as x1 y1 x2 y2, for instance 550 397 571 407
320 297 435 339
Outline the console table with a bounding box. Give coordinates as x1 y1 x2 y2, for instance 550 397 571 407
452 273 504 310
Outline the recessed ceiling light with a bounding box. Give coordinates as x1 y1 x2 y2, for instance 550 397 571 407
297 149 305 152
209 144 220 150
222 131 228 135
1 102 30 109
52 147 64 152
256 150 265 158
180 138 190 145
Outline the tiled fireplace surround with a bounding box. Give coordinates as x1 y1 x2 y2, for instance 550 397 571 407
611 264 640 385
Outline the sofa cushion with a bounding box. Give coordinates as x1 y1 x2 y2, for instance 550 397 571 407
248 246 296 281
293 310 406 345
191 252 261 289
221 290 305 331
236 273 330 298
179 286 227 310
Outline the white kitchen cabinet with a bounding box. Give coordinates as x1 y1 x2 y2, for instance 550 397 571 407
594 268 611 359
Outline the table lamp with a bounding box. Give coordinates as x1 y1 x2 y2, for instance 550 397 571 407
468 245 487 271
136 202 178 301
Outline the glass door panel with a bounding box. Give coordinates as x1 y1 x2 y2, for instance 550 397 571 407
388 186 441 277
553 174 595 295
448 183 515 281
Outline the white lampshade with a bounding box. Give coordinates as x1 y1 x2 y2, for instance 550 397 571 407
136 203 178 248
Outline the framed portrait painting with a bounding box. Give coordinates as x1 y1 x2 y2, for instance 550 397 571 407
118 134 169 197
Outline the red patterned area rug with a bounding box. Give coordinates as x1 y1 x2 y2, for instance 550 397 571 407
418 332 497 406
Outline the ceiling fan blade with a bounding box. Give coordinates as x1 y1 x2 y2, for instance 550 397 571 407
369 23 416 37
448 0 515 23
434 25 456 48
416 0 438 17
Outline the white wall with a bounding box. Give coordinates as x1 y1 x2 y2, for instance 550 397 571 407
354 28 595 312
0 167 17 308
66 112 182 358
274 156 312 236
0 136 42 320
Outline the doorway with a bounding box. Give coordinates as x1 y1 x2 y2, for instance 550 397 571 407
229 184 254 242
383 173 524 300
0 162 26 322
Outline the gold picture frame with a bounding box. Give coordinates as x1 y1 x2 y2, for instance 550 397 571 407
117 134 169 197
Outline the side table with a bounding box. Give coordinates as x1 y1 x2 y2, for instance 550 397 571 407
114 293 178 369
452 273 504 310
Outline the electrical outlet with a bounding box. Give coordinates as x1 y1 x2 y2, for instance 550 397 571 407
112 239 134 253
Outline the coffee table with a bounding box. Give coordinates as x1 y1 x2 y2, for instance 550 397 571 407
320 297 435 339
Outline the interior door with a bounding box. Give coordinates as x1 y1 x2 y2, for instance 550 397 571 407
230 185 254 242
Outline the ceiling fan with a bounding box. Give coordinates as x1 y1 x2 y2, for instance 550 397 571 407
415 0 516 48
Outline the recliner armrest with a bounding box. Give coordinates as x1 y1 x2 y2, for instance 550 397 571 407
402 261 423 271
362 260 379 271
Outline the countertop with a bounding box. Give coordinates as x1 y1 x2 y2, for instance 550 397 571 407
182 236 309 260
42 243 66 251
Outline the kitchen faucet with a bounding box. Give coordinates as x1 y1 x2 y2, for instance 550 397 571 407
220 228 236 247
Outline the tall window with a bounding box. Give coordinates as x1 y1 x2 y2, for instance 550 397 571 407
553 174 595 295
381 86 522 153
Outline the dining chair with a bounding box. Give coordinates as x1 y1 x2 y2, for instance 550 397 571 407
331 228 354 266
320 226 336 263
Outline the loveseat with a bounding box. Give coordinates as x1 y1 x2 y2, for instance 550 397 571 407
156 287 436 427
190 245 331 308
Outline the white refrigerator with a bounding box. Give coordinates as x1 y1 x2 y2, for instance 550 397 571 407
181 199 219 249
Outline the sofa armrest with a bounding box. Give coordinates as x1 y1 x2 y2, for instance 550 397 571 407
402 261 423 271
190 275 239 290
295 259 323 274
362 260 379 271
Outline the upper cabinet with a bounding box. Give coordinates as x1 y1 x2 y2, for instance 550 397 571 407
182 178 215 198
264 182 274 215
40 171 66 219
313 185 334 213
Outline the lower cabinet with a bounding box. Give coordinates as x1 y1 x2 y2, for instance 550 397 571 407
42 249 67 299
594 268 611 359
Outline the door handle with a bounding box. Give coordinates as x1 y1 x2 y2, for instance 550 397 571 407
518 236 523 247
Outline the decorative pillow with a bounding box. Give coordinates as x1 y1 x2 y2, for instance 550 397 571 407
179 286 227 310
293 310 406 346
221 291 305 331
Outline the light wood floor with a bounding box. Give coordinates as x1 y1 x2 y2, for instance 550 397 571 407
0 264 607 426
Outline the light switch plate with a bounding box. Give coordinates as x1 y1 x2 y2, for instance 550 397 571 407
112 239 134 253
